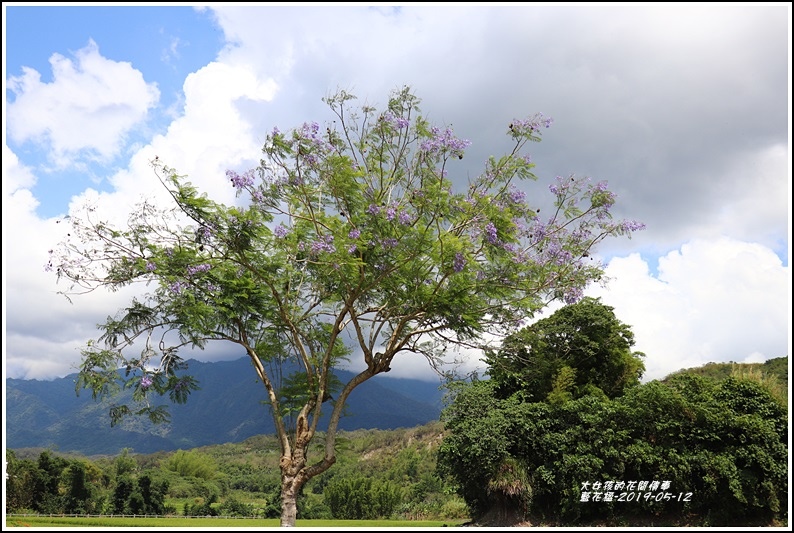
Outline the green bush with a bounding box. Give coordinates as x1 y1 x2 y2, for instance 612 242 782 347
324 476 404 519
439 374 788 525
162 450 218 480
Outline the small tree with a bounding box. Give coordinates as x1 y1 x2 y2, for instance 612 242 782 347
49 86 644 526
485 296 646 402
63 461 91 514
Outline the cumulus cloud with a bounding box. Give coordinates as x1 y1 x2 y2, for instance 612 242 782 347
4 47 281 381
588 237 790 381
6 39 160 167
3 146 38 194
87 60 279 213
2 148 146 379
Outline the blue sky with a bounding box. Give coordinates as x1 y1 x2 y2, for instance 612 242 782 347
5 5 223 217
3 3 791 385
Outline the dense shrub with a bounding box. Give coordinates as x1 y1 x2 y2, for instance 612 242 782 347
438 374 788 526
324 476 404 519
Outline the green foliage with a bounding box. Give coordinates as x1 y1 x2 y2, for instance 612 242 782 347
664 357 789 413
324 476 404 519
114 448 138 478
137 474 170 515
547 365 577 405
112 477 134 514
727 364 787 408
63 461 92 514
162 449 218 480
184 494 219 517
5 451 109 515
217 496 256 517
761 356 788 384
438 371 788 526
484 297 645 402
436 380 519 515
6 422 466 521
5 450 38 512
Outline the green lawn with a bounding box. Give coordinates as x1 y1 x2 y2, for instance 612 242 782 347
5 515 469 528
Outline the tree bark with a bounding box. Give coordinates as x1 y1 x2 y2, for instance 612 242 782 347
280 479 299 527
279 452 304 527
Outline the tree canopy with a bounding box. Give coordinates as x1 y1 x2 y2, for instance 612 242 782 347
49 86 644 525
484 296 646 402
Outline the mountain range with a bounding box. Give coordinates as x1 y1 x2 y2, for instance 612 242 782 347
5 357 448 456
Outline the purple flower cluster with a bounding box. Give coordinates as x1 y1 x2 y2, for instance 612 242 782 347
419 126 472 155
187 263 211 276
169 281 188 294
381 112 410 129
227 169 255 189
620 220 646 232
484 222 499 245
145 261 157 271
543 240 574 266
507 186 526 204
549 175 571 195
274 224 289 238
140 375 153 389
367 202 413 226
299 121 321 139
453 252 467 273
563 286 584 305
382 238 398 249
294 121 332 166
310 235 336 255
509 113 554 136
348 228 361 239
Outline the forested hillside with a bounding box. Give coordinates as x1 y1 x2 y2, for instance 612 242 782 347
7 421 468 522
6 357 446 455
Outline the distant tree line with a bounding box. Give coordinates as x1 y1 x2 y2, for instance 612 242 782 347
5 449 170 516
5 423 467 521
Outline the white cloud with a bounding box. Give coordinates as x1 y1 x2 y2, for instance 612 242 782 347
4 49 282 381
2 149 148 380
6 39 160 167
587 237 790 381
89 61 279 212
2 146 38 194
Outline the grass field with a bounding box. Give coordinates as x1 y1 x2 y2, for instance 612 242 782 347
5 515 470 528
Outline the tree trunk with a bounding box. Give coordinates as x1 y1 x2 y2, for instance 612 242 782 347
279 453 305 527
280 480 299 527
278 415 313 527
274 368 379 526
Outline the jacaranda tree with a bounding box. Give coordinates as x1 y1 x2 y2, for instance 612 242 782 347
48 86 644 526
